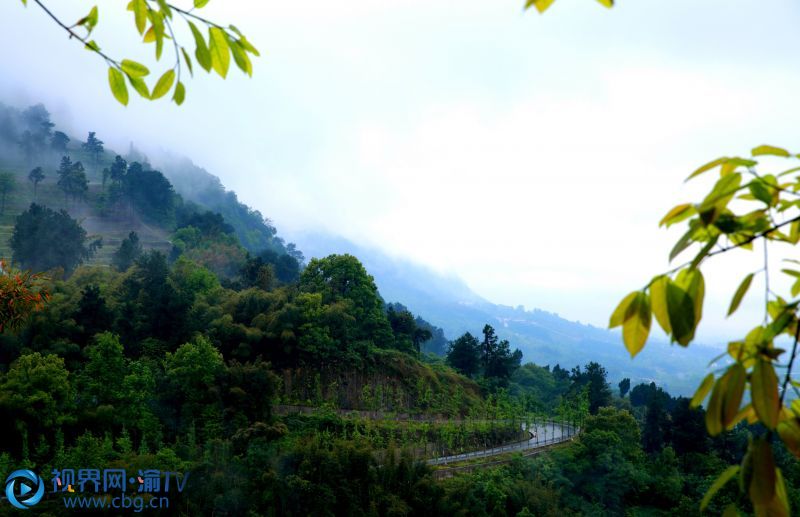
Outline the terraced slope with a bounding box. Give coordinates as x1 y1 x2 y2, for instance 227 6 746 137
0 154 174 266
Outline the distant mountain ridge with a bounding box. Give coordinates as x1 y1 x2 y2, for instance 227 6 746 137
293 232 719 396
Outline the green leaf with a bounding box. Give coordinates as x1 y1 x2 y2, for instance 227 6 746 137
669 227 694 262
726 403 753 430
108 67 129 106
665 281 695 345
721 363 746 427
771 468 791 517
86 6 98 30
238 36 260 57
610 291 637 328
700 173 743 214
749 180 774 206
649 276 671 334
752 145 791 158
84 40 100 52
659 203 694 228
127 74 150 99
724 157 758 168
706 364 745 435
749 438 776 505
789 222 800 244
188 22 211 72
156 33 164 60
172 81 186 105
229 38 252 76
622 292 651 358
751 359 780 429
690 373 714 408
700 465 740 511
728 273 754 316
156 0 172 18
526 0 556 12
133 0 147 35
209 27 231 78
120 59 150 78
181 47 194 77
676 268 705 331
765 310 793 341
596 0 613 7
194 0 210 7
151 69 175 100
777 420 800 458
149 10 165 60
706 375 726 436
687 156 728 181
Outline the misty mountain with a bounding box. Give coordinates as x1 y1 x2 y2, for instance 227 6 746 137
0 99 716 397
294 232 719 396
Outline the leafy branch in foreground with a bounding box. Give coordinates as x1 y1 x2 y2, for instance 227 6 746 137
19 0 259 106
524 0 613 14
611 145 800 516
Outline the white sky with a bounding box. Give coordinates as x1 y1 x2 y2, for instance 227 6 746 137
2 0 800 343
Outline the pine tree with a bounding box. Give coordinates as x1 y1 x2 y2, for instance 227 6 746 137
51 131 70 154
112 231 142 272
28 167 45 199
81 131 105 172
56 156 88 205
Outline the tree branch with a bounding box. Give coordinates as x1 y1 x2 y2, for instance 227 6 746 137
169 4 224 30
658 213 800 282
780 322 800 406
31 0 118 66
764 239 770 325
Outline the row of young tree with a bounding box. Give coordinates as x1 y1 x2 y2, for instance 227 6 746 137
174 380 800 515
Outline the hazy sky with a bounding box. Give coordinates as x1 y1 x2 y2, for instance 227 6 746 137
2 0 800 343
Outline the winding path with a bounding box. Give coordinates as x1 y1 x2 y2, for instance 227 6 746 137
426 421 577 466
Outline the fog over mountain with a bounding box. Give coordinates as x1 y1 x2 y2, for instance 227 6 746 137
294 231 720 396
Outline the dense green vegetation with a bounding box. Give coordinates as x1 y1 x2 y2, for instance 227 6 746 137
2 102 797 515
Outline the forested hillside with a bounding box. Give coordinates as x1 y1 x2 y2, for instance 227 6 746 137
0 102 300 270
2 101 798 515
